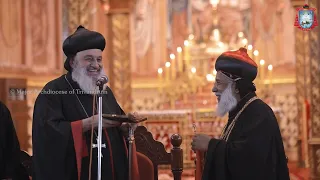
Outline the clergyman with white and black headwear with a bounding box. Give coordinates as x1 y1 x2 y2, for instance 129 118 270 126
32 25 141 180
191 47 290 180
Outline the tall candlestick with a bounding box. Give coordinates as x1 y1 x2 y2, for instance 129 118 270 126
268 64 273 90
184 40 190 72
158 68 163 93
165 62 171 82
177 47 183 73
170 54 176 79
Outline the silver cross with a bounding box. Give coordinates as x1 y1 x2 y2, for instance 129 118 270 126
92 137 106 157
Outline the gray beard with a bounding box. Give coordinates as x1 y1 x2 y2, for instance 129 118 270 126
216 84 238 117
71 66 106 94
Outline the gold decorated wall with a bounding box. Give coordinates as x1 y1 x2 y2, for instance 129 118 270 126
0 0 63 78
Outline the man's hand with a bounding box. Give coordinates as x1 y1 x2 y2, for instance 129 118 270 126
191 134 212 151
82 115 121 132
128 112 144 123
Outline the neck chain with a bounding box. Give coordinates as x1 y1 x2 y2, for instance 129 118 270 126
64 75 98 138
220 96 259 142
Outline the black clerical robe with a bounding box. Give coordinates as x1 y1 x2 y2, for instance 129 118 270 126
0 101 29 180
201 93 290 180
32 73 140 180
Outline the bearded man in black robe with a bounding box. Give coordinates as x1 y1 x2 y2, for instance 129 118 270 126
32 26 140 180
191 47 290 180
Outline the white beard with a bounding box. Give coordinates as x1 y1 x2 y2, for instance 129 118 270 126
71 65 106 94
216 83 238 117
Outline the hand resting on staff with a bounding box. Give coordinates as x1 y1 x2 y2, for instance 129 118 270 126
82 114 122 132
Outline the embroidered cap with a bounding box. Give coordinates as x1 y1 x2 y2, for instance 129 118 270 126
215 47 258 82
63 25 106 71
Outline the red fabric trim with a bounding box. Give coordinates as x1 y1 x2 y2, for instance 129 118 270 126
195 150 204 180
222 47 257 67
104 129 115 180
82 139 88 157
131 142 140 180
71 120 83 180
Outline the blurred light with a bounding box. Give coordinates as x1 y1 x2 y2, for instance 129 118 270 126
268 65 273 71
158 68 163 74
248 45 253 50
206 74 215 81
260 59 265 65
213 69 217 75
177 47 182 53
191 67 196 73
238 32 244 38
253 50 259 56
242 38 248 45
184 40 189 46
170 54 175 59
165 62 171 67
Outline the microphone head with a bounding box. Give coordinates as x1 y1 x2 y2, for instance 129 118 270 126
96 76 109 86
101 76 109 83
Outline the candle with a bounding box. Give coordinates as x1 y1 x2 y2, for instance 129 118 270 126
170 54 176 79
260 59 265 86
268 64 273 89
253 50 259 65
191 67 196 92
248 45 253 58
177 47 183 73
242 38 248 46
158 68 163 93
238 32 244 38
191 67 196 74
184 40 190 72
165 62 171 82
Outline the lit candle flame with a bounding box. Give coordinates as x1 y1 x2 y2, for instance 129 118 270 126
268 65 273 71
260 59 265 65
242 38 248 45
170 54 175 59
158 68 163 74
177 47 182 53
184 40 189 46
191 67 196 74
248 45 253 50
253 50 259 56
238 32 244 38
206 74 215 81
165 62 171 67
213 69 217 75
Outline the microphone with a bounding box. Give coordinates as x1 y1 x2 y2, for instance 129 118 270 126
96 76 109 87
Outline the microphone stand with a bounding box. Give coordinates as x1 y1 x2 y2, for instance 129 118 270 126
128 125 134 180
96 84 104 180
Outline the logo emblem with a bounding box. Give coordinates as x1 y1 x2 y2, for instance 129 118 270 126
294 4 318 31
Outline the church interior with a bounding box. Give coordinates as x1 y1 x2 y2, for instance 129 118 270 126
0 0 319 179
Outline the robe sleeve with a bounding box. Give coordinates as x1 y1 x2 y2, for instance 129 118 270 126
0 102 24 179
32 89 79 180
202 112 290 180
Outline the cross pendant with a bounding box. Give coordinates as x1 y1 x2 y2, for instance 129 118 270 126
92 137 106 157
